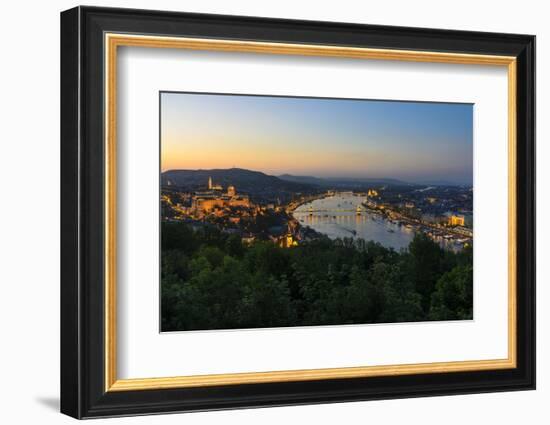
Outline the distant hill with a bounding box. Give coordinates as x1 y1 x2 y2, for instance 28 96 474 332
415 179 469 187
278 174 410 188
161 168 317 201
277 174 326 186
161 168 416 194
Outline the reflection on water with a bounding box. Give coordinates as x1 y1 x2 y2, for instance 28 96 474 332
293 194 415 251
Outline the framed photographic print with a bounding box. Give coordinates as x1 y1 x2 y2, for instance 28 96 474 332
60 6 535 419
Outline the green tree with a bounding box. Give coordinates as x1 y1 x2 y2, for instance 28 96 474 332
245 242 289 277
242 274 297 327
225 234 245 258
409 233 443 312
176 256 249 330
161 222 198 254
429 265 473 320
162 250 189 280
375 262 423 323
161 272 185 331
160 222 473 331
197 245 225 268
344 264 381 323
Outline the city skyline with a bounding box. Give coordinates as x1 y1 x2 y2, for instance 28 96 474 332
161 92 473 185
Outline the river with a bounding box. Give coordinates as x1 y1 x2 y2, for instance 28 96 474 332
292 194 416 250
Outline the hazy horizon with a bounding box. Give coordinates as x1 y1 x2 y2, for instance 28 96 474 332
161 92 473 185
161 167 471 186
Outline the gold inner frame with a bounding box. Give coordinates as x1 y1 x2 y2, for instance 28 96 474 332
104 33 517 392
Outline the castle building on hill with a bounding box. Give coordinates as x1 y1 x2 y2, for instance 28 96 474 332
192 177 250 215
207 176 223 191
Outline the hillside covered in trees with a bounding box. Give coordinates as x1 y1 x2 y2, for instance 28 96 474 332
161 222 473 331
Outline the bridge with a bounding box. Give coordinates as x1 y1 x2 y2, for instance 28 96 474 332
286 192 369 214
295 206 367 214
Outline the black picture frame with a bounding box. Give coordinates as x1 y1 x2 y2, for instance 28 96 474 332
61 5 535 419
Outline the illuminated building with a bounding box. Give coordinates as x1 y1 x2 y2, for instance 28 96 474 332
367 189 379 197
207 176 223 191
277 233 298 248
286 234 298 247
448 214 465 226
192 181 251 215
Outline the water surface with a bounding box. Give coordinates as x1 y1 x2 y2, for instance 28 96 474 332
293 194 415 251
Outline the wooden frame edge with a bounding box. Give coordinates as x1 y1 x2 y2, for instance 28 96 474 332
108 358 516 391
104 33 518 392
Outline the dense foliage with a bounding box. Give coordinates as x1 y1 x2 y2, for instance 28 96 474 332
161 222 473 331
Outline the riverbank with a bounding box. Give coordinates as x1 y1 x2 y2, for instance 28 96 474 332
362 202 472 249
292 193 470 251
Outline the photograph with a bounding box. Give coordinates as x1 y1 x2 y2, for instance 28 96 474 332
160 92 474 332
56 4 536 419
